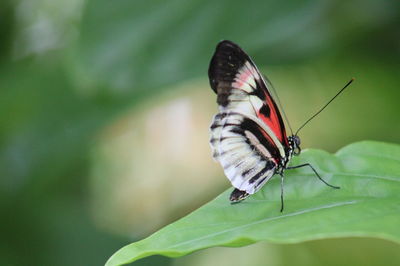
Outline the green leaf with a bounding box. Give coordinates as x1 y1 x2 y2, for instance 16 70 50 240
106 141 400 266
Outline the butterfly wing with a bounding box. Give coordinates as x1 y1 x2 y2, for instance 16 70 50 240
209 40 289 198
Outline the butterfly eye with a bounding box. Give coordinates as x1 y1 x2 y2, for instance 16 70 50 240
294 135 301 146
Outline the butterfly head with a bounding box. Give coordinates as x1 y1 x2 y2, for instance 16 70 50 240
288 135 301 156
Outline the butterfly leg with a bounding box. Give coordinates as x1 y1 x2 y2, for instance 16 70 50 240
286 163 340 189
280 173 285 212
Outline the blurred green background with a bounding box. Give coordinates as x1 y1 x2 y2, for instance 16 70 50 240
0 0 399 265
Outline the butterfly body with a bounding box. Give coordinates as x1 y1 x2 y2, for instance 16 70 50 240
208 40 335 208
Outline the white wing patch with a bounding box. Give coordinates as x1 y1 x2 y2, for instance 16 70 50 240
209 112 277 195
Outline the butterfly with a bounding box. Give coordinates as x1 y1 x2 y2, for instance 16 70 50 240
208 40 345 211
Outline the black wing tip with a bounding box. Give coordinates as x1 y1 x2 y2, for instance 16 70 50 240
208 40 249 93
216 40 240 48
215 40 246 54
229 188 250 202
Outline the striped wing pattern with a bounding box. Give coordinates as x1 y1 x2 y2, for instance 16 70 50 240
210 113 277 195
209 41 288 200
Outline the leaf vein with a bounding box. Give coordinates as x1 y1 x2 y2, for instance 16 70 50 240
169 200 359 248
335 173 400 182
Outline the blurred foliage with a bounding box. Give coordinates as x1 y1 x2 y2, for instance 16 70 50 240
75 0 400 94
0 0 399 265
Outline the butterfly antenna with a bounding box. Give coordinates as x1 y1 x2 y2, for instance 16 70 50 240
263 74 294 135
295 78 355 136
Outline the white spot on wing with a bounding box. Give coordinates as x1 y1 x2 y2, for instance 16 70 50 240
232 61 261 93
244 130 272 159
249 95 263 112
245 61 260 80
